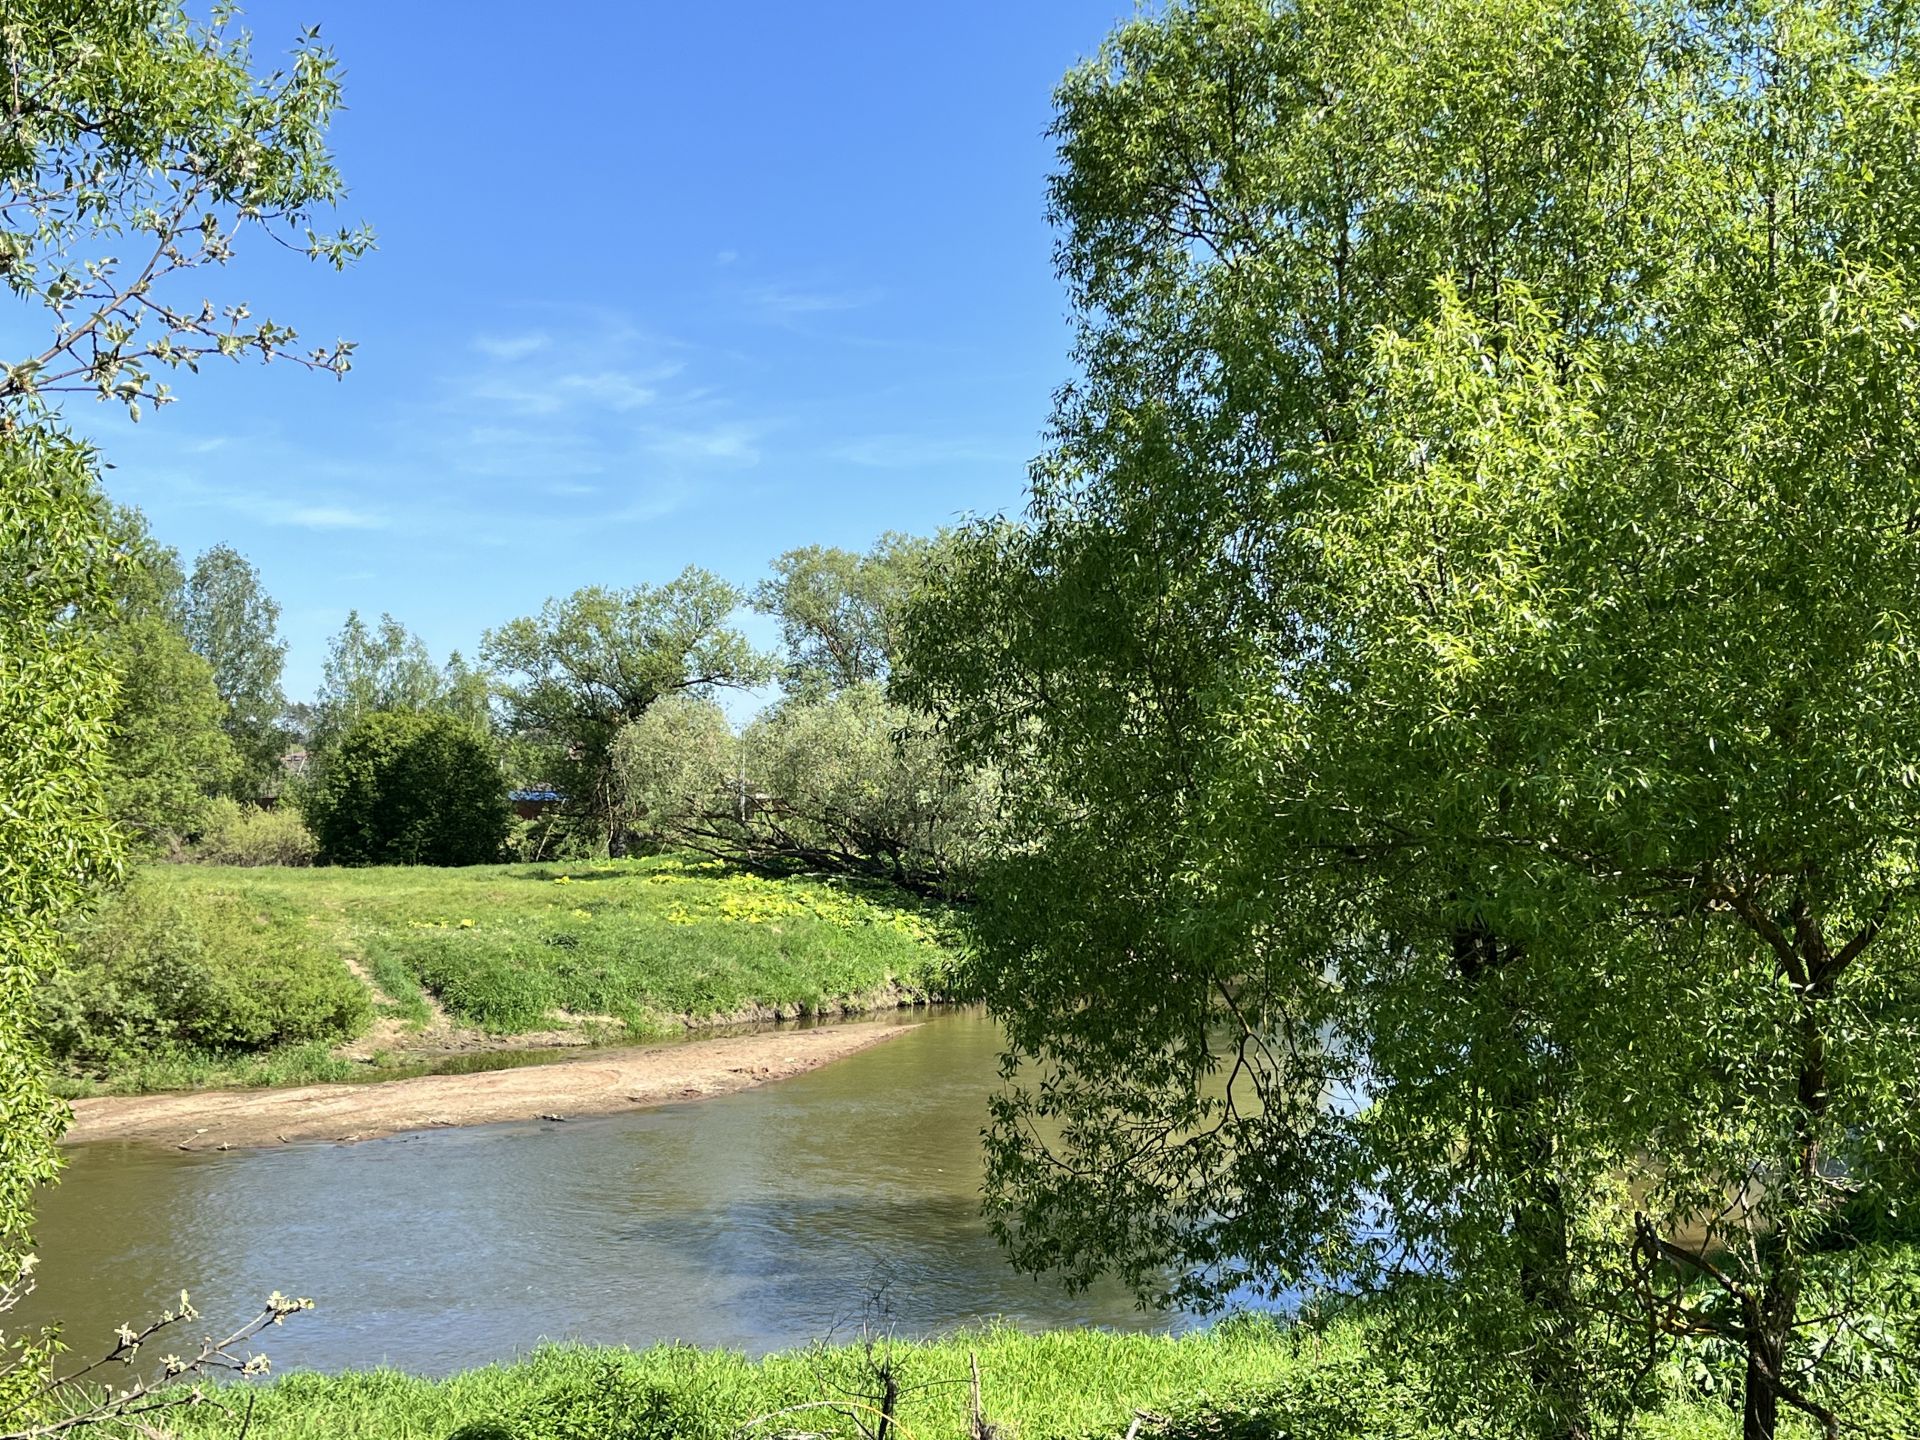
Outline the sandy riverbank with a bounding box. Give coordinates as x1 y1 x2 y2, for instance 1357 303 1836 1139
63 1022 915 1151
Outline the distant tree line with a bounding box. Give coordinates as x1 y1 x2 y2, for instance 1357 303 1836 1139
85 516 992 886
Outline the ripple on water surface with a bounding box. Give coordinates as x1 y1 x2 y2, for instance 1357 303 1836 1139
23 1015 1206 1374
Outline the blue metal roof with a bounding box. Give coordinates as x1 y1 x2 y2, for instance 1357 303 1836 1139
508 788 565 803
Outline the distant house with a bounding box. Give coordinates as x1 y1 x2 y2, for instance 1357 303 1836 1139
509 786 565 820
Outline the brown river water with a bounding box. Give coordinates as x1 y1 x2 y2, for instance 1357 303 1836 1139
19 1013 1213 1374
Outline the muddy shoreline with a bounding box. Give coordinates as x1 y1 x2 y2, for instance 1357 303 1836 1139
63 1022 917 1151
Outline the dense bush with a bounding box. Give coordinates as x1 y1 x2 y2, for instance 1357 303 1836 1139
306 710 509 866
192 796 318 866
487 1362 723 1440
39 876 368 1071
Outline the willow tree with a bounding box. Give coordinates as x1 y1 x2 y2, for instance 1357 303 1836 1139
0 0 368 1366
899 2 1920 1437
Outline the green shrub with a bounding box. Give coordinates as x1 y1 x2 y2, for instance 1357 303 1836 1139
505 1362 722 1440
306 710 510 867
39 875 369 1070
1121 1360 1426 1440
192 796 319 866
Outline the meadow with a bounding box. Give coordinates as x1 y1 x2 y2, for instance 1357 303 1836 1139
46 856 956 1096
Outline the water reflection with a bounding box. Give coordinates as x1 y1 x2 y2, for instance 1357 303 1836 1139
22 1015 1198 1374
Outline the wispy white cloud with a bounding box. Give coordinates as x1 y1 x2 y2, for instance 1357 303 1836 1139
740 282 883 319
472 332 552 362
465 382 569 418
277 503 387 531
553 368 677 410
434 314 763 489
829 434 1017 469
646 424 760 465
612 480 694 524
104 461 392 533
466 367 679 419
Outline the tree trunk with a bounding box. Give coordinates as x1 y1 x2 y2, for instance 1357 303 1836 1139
1454 919 1592 1440
1741 956 1828 1440
1743 1324 1782 1440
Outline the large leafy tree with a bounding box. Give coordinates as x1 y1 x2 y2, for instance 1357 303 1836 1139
0 436 118 1317
740 683 994 892
100 610 237 851
482 568 772 848
899 2 1920 1437
0 0 366 1363
737 534 993 887
752 534 935 696
102 505 186 620
182 543 288 795
609 693 737 843
612 683 994 891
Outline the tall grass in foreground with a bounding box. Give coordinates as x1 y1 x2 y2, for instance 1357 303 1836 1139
149 1318 1781 1440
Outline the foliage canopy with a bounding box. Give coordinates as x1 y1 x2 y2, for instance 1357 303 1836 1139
182 543 289 794
753 535 936 696
898 2 1920 1436
0 435 118 1290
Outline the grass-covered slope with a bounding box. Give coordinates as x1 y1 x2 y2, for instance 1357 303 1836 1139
330 855 950 1033
48 856 955 1096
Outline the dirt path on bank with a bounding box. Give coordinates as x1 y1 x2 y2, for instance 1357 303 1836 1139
64 1023 916 1152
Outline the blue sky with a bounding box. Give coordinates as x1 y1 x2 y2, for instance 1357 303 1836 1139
69 1 1138 713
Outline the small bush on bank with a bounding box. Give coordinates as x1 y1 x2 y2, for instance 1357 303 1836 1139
46 1037 363 1099
39 875 368 1073
192 795 319 866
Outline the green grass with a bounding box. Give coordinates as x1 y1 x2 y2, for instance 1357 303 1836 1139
48 1039 365 1099
154 1319 1396 1440
143 1317 1773 1440
48 856 955 1095
365 947 434 1026
107 853 945 1037
167 853 951 1033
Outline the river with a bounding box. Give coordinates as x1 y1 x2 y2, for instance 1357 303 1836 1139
19 1013 1207 1374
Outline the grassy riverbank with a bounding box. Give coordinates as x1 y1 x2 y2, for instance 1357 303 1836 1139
47 857 955 1097
146 1318 1780 1440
